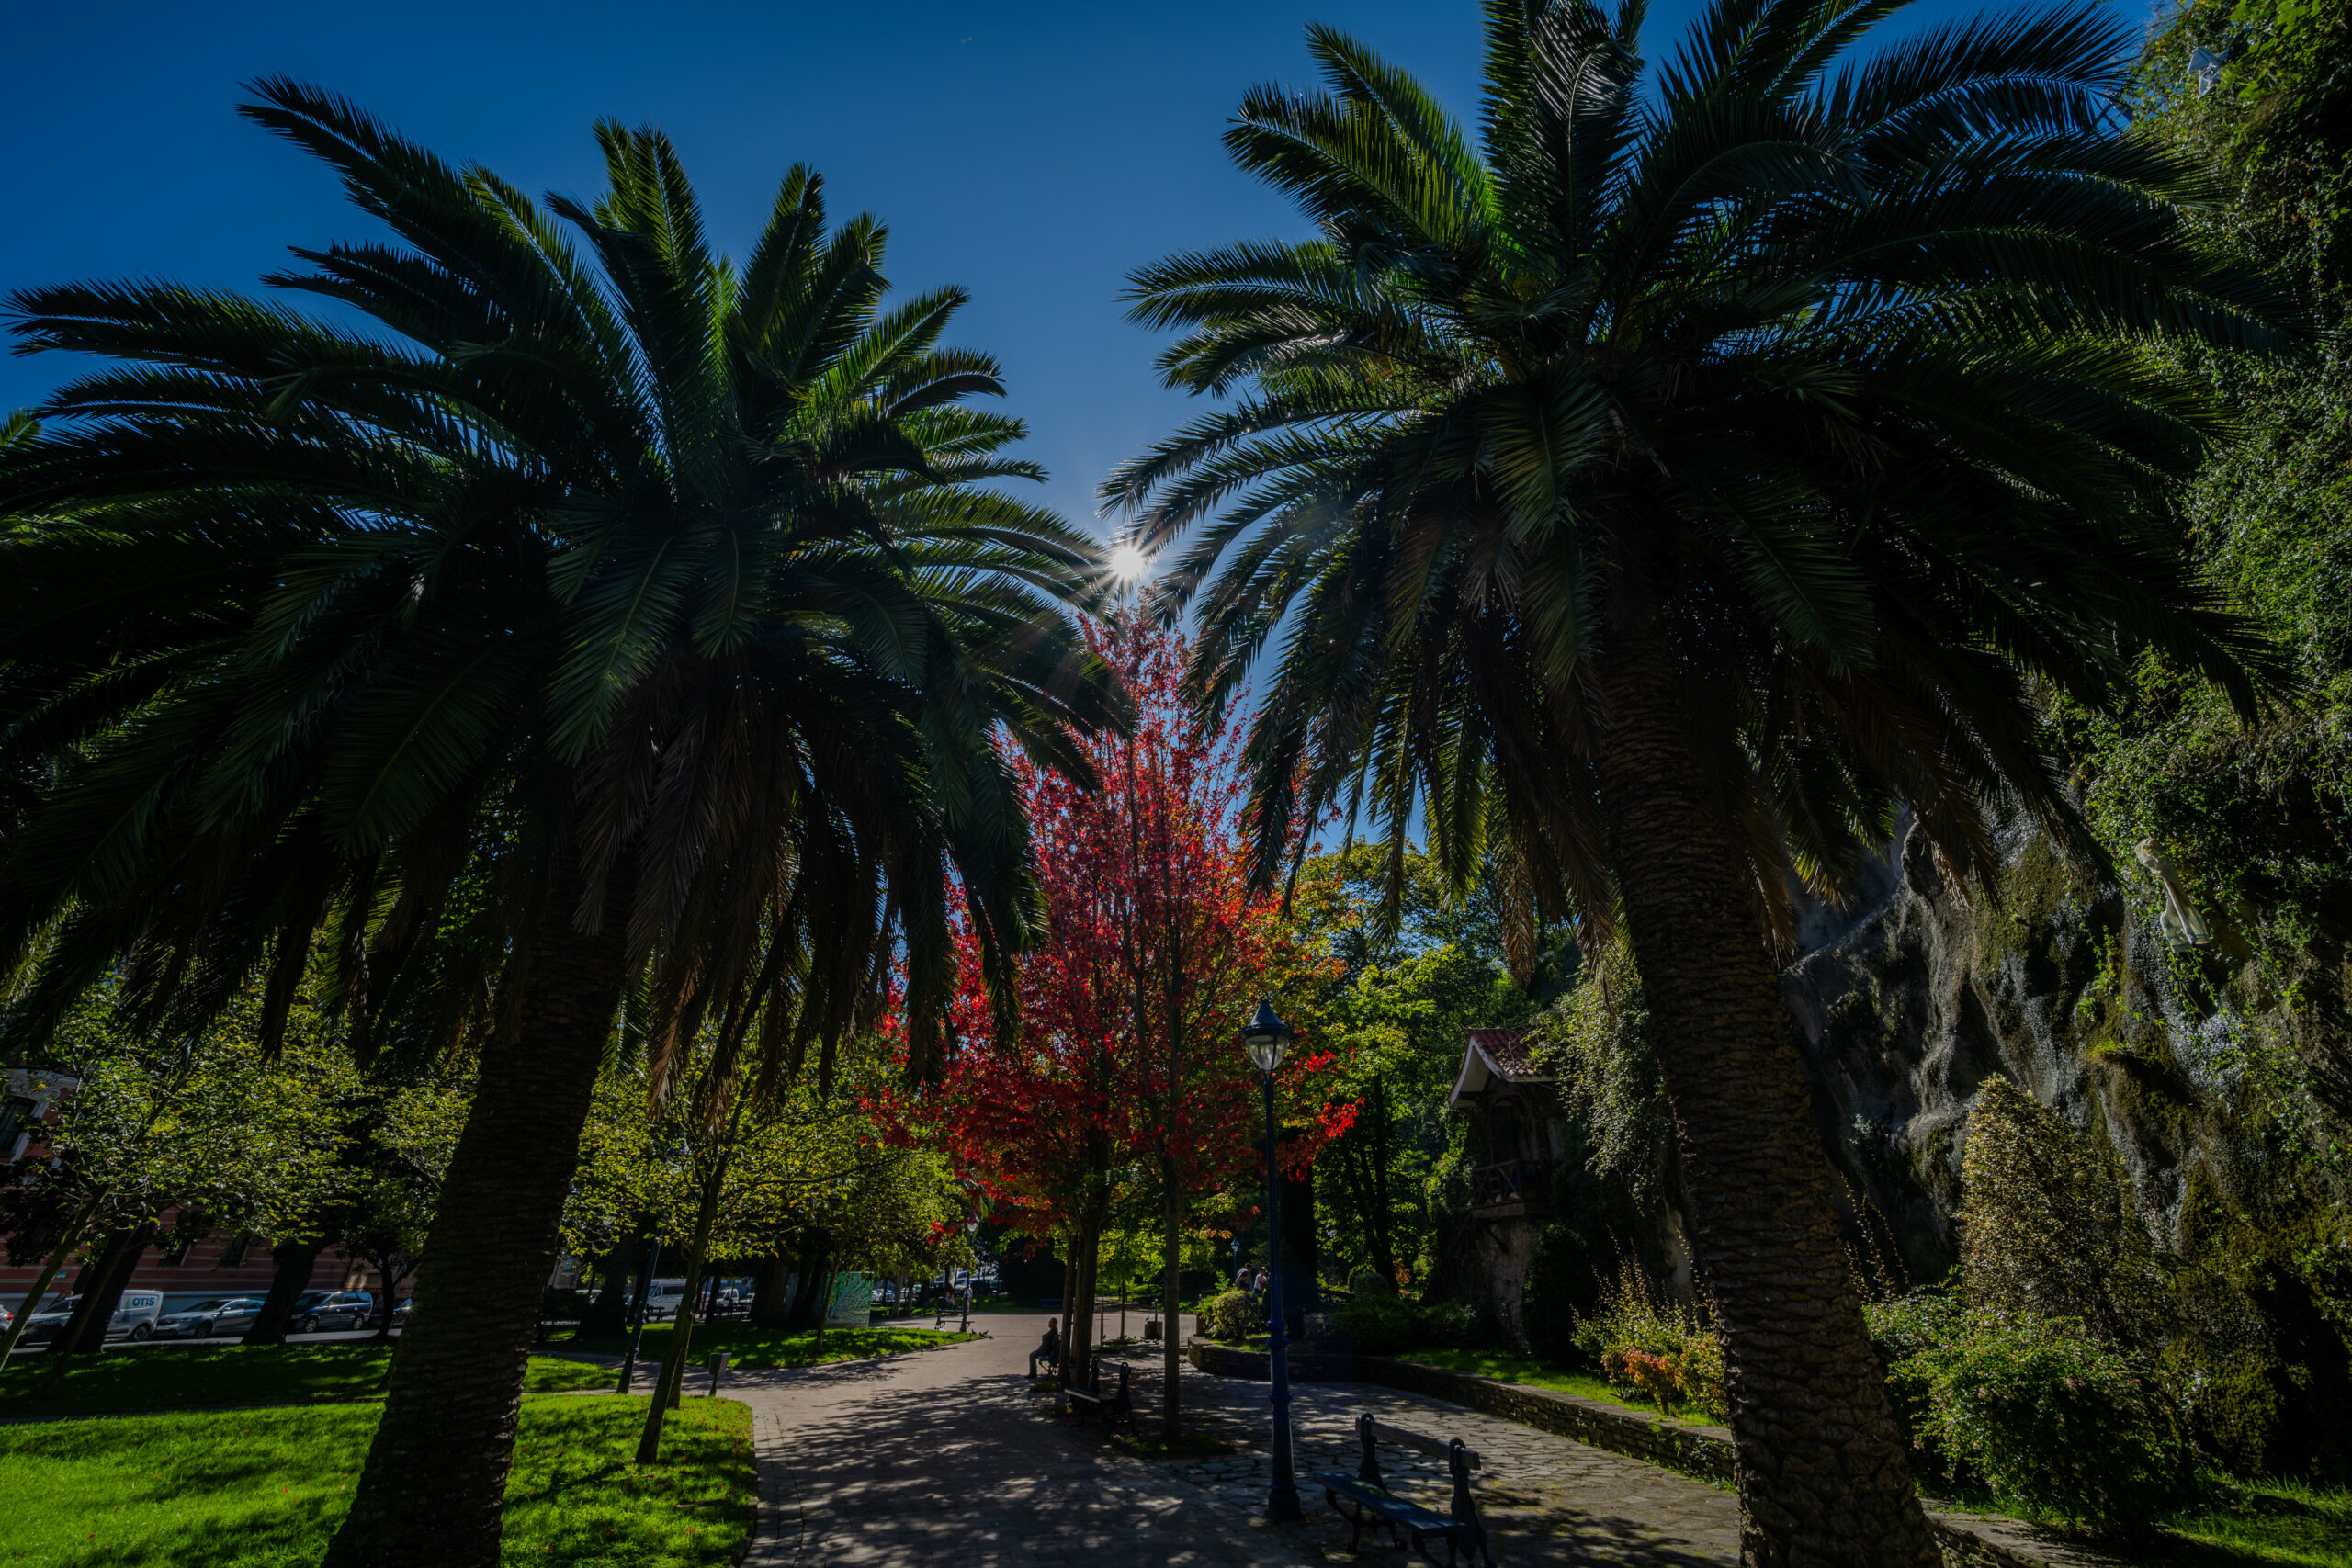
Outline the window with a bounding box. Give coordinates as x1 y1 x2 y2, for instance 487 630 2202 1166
219 1232 254 1269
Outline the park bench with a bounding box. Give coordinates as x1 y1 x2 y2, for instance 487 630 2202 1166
1314 1413 1493 1568
1061 1358 1136 1435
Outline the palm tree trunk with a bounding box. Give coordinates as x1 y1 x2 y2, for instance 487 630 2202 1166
1595 629 1938 1568
321 863 632 1568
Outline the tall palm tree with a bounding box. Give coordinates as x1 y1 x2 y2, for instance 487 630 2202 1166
0 83 1118 1566
1107 2 2287 1561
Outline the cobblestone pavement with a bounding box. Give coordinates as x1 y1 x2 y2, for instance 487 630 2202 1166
1094 1339 1741 1567
730 1313 1740 1566
734 1314 1314 1567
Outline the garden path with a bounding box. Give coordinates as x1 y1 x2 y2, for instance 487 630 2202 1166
729 1313 1308 1568
729 1312 1747 1566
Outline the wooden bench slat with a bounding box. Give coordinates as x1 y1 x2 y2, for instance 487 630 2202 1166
1314 1473 1469 1533
1363 1419 1480 1468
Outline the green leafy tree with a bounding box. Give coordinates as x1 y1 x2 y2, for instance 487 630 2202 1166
1286 844 1537 1288
1106 1 2288 1556
0 85 1114 1564
0 994 347 1371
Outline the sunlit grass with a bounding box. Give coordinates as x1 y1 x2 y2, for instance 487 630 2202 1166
0 1343 608 1416
0 1394 753 1566
2154 1477 2352 1566
552 1322 978 1370
1380 1346 1725 1427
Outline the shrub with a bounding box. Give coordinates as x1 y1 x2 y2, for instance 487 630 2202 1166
1333 1295 1419 1355
1575 1261 1727 1419
1200 1290 1260 1344
1348 1268 1396 1300
1313 1294 1478 1357
1905 1313 2185 1538
1867 1290 1967 1446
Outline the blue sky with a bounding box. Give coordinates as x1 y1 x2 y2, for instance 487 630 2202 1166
0 0 2151 540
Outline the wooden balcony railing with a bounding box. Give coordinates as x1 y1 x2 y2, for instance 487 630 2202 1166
1470 1157 1550 1213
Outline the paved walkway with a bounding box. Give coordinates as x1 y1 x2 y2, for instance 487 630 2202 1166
729 1314 1743 1567
732 1314 1309 1567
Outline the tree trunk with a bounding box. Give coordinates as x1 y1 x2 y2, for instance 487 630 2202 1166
750 1251 790 1328
784 1233 828 1329
54 1222 153 1366
1368 1077 1396 1284
369 1256 413 1339
0 1190 103 1372
1056 1244 1077 1379
320 861 631 1568
639 1139 729 1461
1160 1187 1183 1434
582 1232 637 1338
1062 1218 1100 1397
810 1260 839 1356
1594 627 1938 1568
243 1237 328 1346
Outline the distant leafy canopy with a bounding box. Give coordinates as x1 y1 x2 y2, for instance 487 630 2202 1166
0 977 466 1290
564 1031 956 1273
0 79 1116 1086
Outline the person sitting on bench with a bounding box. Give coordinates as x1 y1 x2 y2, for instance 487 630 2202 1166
1028 1317 1060 1379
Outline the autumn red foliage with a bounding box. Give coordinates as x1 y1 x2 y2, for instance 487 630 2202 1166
897 616 1350 1416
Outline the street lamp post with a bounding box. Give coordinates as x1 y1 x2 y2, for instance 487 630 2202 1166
1239 997 1302 1523
961 1212 979 1334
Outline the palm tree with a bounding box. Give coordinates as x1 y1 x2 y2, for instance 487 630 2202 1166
0 83 1118 1566
1107 2 2287 1560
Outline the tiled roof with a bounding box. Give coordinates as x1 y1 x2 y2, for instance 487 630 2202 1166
1466 1027 1541 1080
1446 1026 1549 1108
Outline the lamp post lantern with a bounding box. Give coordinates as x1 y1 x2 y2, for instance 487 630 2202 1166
1239 996 1303 1522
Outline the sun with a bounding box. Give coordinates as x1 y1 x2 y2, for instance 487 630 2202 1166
1108 543 1150 582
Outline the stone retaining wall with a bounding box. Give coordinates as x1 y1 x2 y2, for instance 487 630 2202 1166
1183 1337 1733 1482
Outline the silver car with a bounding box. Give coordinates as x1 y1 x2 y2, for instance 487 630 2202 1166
153 1297 262 1339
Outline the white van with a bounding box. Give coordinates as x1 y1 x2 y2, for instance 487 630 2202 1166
638 1279 688 1323
108 1290 164 1341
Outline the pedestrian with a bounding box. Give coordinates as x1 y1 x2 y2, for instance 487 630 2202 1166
1028 1316 1060 1379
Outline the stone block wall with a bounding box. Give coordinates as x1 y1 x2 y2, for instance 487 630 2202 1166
1183 1337 1733 1483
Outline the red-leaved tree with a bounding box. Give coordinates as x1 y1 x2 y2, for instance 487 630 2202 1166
910 617 1349 1427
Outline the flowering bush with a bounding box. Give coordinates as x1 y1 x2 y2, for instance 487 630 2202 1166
1576 1261 1727 1419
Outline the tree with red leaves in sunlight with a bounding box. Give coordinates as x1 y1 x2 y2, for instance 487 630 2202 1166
910 615 1350 1427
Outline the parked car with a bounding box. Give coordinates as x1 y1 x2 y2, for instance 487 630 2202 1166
17 1296 74 1344
391 1295 414 1327
153 1297 262 1339
17 1290 164 1343
290 1291 374 1333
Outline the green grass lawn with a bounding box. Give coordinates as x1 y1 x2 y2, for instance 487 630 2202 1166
0 1343 609 1417
551 1322 978 1369
1929 1475 2352 1567
0 1393 754 1567
1360 1345 1727 1428
2154 1478 2352 1566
